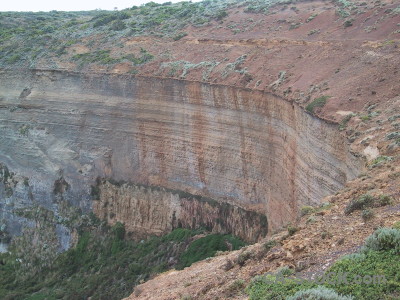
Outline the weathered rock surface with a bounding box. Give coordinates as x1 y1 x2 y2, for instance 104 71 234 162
0 69 363 242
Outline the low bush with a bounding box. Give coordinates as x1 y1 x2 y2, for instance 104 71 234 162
301 206 315 216
246 228 400 300
287 286 353 300
361 209 374 221
345 193 393 215
344 194 374 215
306 96 330 114
263 240 277 251
287 225 298 236
237 251 252 267
176 233 245 269
361 227 400 254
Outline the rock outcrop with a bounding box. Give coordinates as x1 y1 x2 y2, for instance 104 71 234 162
0 68 363 243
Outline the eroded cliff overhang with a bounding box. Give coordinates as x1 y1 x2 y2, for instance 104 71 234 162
0 69 364 241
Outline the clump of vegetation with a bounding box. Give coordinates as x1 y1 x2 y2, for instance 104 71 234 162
344 193 390 215
368 155 393 168
177 233 245 270
345 195 373 215
287 286 353 300
343 19 353 28
246 228 400 300
237 250 252 266
301 206 315 216
227 279 246 295
306 96 330 114
306 13 318 23
263 239 277 251
287 225 298 236
361 209 374 221
172 32 188 41
392 221 400 230
361 227 400 254
276 266 294 277
386 131 400 140
338 114 353 131
0 224 245 300
72 50 120 65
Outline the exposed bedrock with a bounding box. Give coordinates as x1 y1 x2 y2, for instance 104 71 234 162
0 69 364 243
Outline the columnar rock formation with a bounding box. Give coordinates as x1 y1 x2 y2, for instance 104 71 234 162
0 69 363 243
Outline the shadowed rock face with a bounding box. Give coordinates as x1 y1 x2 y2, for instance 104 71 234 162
0 69 363 243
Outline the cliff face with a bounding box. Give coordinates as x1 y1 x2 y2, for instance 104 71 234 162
0 69 363 243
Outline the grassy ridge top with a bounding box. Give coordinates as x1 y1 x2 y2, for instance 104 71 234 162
0 0 298 68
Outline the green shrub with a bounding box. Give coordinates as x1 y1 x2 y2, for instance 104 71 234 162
328 246 400 299
361 227 400 254
344 194 374 215
177 234 245 269
247 228 400 300
392 221 400 230
172 32 188 41
287 286 353 300
237 251 252 266
287 225 298 236
110 20 127 31
343 20 353 28
263 240 277 251
246 274 316 300
276 266 294 277
301 206 315 216
361 209 374 221
306 96 330 113
377 194 393 206
227 279 246 293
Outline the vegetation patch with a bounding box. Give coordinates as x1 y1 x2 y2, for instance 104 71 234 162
177 233 245 269
246 228 400 300
0 224 245 300
306 96 330 114
344 193 393 215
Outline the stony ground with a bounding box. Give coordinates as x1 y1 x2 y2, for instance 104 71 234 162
120 1 400 298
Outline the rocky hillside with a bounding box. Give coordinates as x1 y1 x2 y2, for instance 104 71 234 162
0 0 399 299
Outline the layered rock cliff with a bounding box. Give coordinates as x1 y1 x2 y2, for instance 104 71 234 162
0 68 363 244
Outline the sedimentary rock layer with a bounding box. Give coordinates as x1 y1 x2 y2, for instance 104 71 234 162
0 69 363 242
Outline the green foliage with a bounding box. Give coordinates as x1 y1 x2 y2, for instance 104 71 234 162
0 226 244 300
369 155 393 168
327 249 400 299
338 114 353 131
386 131 400 140
110 19 127 31
344 193 393 215
246 274 316 300
123 48 154 65
228 278 246 291
301 206 315 216
287 225 298 236
246 228 400 300
92 12 130 28
344 194 374 215
276 266 294 277
361 209 374 221
177 233 245 269
72 50 120 65
393 221 400 230
237 251 252 266
287 286 353 300
306 96 330 114
361 227 400 254
172 32 188 41
263 240 277 251
343 20 353 28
